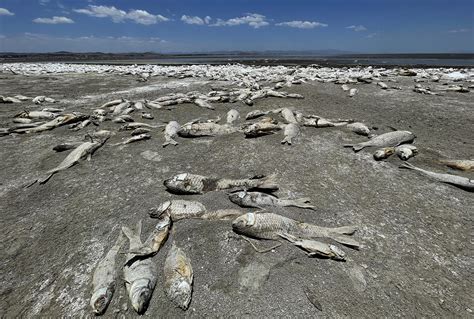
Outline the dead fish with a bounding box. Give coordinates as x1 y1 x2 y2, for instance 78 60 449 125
163 121 181 147
400 162 474 191
300 116 350 128
144 100 163 110
42 107 64 113
280 108 298 124
122 107 135 115
90 232 126 315
245 110 270 120
141 112 154 120
347 122 371 136
286 93 304 99
134 101 145 110
163 243 193 310
112 115 134 123
281 123 300 145
122 221 157 314
395 144 418 160
70 119 91 131
89 130 114 139
399 69 417 76
341 84 350 91
112 133 151 146
438 159 474 171
242 118 282 138
226 109 240 125
232 212 360 247
164 173 278 194
178 122 237 137
23 114 87 133
373 147 395 161
112 101 131 116
280 233 346 261
12 118 33 124
345 130 415 152
53 142 83 152
13 95 30 101
120 122 162 130
100 99 123 109
131 128 151 136
194 98 214 110
150 200 243 221
38 139 107 184
377 82 388 89
15 110 57 120
0 96 21 103
349 88 358 97
229 191 315 210
33 96 55 104
127 214 171 260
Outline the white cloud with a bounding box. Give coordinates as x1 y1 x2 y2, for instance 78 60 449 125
39 0 50 5
276 20 328 29
366 33 378 38
448 28 470 33
181 15 211 25
0 8 14 16
33 16 74 24
210 13 269 29
74 5 168 25
346 25 367 32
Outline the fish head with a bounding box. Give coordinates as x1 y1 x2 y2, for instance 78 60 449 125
170 280 192 310
232 212 256 234
90 286 113 315
163 173 199 194
149 201 172 218
130 279 153 314
228 191 247 205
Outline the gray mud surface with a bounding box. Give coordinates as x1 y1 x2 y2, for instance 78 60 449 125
0 72 473 318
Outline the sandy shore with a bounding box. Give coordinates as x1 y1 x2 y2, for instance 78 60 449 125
0 65 473 318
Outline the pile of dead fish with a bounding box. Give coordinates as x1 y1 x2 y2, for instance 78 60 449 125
90 172 361 315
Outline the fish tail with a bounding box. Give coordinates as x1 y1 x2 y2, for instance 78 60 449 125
122 220 143 246
256 173 279 191
327 232 360 248
283 197 316 210
38 172 55 185
330 225 358 235
202 209 243 220
352 144 365 152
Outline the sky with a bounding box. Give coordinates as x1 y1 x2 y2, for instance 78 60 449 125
0 0 473 53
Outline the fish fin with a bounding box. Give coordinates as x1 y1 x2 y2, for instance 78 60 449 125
257 173 279 191
278 233 298 243
240 235 282 253
288 197 316 210
330 226 358 235
352 144 364 152
38 173 54 185
328 233 360 248
122 220 143 244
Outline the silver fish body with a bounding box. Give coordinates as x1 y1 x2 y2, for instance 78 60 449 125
122 221 157 314
112 133 151 146
280 108 298 124
178 122 237 137
150 200 243 221
232 212 360 247
163 244 193 310
279 233 345 261
163 121 181 147
127 215 171 260
242 119 282 137
229 191 315 210
90 232 125 315
194 98 214 109
245 110 269 120
164 173 278 194
345 130 415 152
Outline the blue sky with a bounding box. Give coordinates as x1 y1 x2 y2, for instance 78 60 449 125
0 0 473 53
